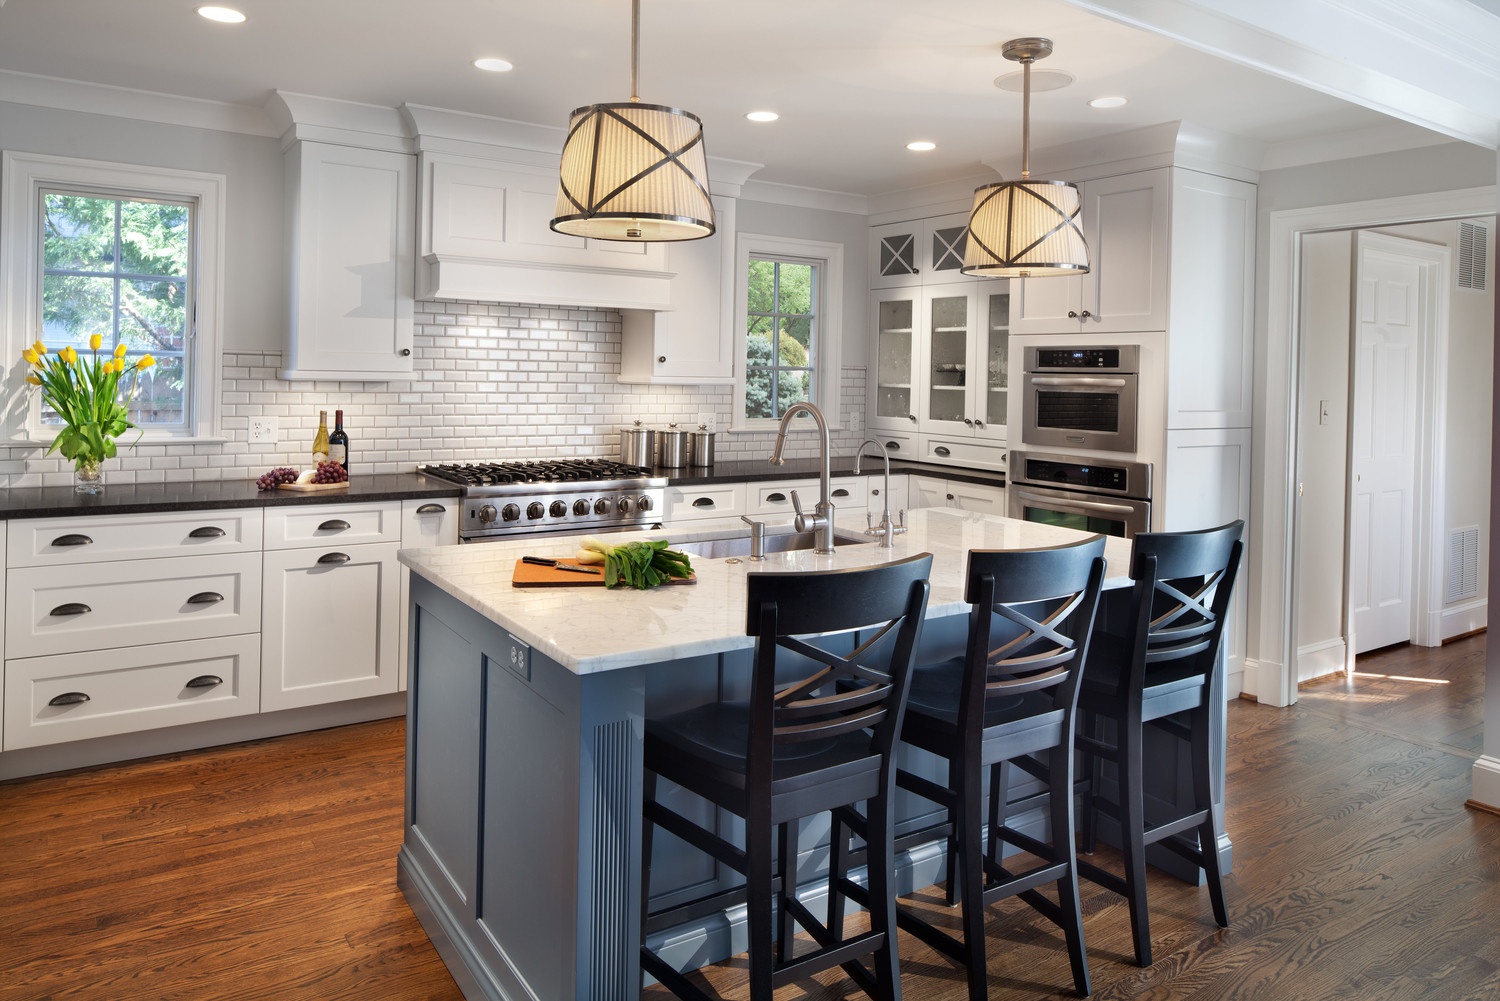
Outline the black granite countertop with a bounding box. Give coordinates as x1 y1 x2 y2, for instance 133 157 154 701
657 457 1005 489
0 472 460 520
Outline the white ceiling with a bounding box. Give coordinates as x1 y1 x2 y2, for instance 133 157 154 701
0 0 1486 196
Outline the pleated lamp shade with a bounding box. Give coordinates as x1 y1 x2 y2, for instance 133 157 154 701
960 179 1090 278
551 101 715 242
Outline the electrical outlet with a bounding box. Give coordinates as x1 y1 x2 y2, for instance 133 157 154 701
249 417 278 443
695 411 716 431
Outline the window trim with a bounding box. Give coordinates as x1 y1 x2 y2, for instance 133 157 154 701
2 151 225 444
732 233 844 432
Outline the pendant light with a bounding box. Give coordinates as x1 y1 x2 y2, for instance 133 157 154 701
550 0 715 242
961 38 1089 278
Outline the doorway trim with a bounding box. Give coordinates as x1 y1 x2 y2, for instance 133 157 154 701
1256 185 1495 708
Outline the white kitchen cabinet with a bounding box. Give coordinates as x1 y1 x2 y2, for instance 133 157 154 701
261 503 402 712
869 213 973 289
618 195 737 384
868 288 921 433
919 435 1008 473
864 472 909 522
8 508 261 567
1011 170 1169 335
909 475 1007 515
398 498 460 691
865 429 918 462
282 141 416 381
665 483 747 524
917 285 1010 445
748 477 868 528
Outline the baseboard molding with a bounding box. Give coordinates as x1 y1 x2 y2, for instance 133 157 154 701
1439 599 1487 642
1297 637 1347 685
1469 756 1500 813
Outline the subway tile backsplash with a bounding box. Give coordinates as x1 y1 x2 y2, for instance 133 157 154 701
4 300 870 488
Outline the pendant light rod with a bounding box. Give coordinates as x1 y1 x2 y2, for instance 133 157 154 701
630 0 640 102
1002 37 1052 178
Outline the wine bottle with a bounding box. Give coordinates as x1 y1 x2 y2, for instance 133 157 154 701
328 409 349 471
312 410 330 467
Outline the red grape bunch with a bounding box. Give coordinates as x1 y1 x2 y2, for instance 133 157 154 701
312 461 349 484
256 467 300 491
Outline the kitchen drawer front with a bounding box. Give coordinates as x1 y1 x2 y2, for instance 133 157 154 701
263 501 401 550
400 497 460 548
8 508 262 568
665 483 746 523
3 634 260 750
7 552 262 659
867 429 917 459
919 435 1008 472
749 478 868 521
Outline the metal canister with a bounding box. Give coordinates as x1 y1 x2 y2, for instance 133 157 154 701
657 423 690 468
687 424 716 467
619 420 656 467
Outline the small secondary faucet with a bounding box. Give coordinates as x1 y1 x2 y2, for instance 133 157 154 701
853 438 907 548
768 402 835 555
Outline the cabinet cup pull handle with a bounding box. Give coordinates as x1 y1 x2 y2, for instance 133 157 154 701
48 691 90 707
415 503 447 514
766 492 787 503
186 675 223 689
934 446 952 457
317 519 351 532
187 591 225 605
691 497 715 508
317 552 352 565
188 526 226 539
51 534 93 547
885 440 901 451
832 488 850 498
50 602 92 617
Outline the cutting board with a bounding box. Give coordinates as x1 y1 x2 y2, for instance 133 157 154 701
277 481 350 492
512 558 696 588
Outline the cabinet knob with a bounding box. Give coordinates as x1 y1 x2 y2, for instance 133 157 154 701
401 348 412 356
189 526 226 539
48 691 90 707
946 493 955 501
1080 310 1093 320
1067 310 1079 319
907 414 917 423
415 503 447 514
186 675 224 689
317 552 352 565
658 355 667 364
975 419 986 429
964 418 974 427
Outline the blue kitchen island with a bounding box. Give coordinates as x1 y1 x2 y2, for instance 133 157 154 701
395 510 1153 1001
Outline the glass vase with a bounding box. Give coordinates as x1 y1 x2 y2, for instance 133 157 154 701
74 458 104 494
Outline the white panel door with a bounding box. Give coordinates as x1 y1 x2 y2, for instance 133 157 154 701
1350 233 1422 654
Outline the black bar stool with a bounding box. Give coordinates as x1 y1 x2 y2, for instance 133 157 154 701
1075 520 1245 967
845 538 1106 1001
640 554 933 1001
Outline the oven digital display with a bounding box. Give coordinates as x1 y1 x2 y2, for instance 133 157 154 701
1034 348 1120 369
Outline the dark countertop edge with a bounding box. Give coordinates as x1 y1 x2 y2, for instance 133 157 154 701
0 473 461 520
659 457 1005 489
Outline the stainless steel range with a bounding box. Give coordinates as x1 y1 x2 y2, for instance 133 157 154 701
418 459 668 542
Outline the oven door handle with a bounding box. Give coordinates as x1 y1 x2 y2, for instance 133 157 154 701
1028 376 1128 388
1013 487 1140 517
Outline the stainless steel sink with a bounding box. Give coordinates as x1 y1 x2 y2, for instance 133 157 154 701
672 530 871 559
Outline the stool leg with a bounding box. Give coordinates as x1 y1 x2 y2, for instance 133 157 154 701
1079 709 1101 854
747 819 776 1000
955 756 989 1001
777 821 796 961
828 808 849 942
1119 713 1152 967
945 754 964 907
865 790 903 1001
1048 742 1091 997
1191 702 1229 928
987 760 1007 872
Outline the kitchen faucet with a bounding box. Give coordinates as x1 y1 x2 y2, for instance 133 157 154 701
768 402 835 554
853 438 906 548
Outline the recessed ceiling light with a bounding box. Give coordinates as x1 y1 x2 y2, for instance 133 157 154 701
196 5 246 23
746 111 779 123
473 57 514 73
906 141 937 152
1089 96 1128 109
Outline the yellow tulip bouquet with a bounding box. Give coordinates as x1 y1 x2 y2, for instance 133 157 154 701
20 335 155 471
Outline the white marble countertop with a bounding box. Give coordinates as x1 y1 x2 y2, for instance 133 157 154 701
399 508 1134 675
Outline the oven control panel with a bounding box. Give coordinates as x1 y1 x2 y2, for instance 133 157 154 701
1010 449 1152 500
1028 345 1139 373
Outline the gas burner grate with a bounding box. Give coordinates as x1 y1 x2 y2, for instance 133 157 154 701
419 459 654 487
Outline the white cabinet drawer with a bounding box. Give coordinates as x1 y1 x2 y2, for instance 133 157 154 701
7 552 262 659
263 501 401 549
400 497 460 549
3 634 260 750
665 483 746 523
8 509 262 567
749 478 869 523
920 436 1008 472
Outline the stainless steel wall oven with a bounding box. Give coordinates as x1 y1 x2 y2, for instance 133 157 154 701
1021 345 1139 454
1007 449 1152 539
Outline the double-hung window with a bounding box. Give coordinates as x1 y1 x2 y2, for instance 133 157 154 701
3 152 224 442
733 233 843 430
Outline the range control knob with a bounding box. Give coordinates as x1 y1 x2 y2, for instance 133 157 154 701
550 500 567 518
500 503 520 523
479 504 499 525
526 502 545 520
573 499 591 517
617 497 633 514
637 495 654 513
594 498 611 515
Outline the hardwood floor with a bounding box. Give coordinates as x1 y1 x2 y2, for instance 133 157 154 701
2 634 1492 1000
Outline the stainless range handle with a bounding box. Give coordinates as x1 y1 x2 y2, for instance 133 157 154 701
1028 376 1128 388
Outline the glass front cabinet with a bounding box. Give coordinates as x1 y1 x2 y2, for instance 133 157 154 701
869 288 920 432
913 283 1009 443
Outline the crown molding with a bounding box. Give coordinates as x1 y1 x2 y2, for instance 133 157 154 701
865 169 1004 223
0 69 276 137
739 179 868 215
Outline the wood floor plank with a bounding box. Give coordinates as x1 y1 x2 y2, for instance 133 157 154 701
3 635 1495 1000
